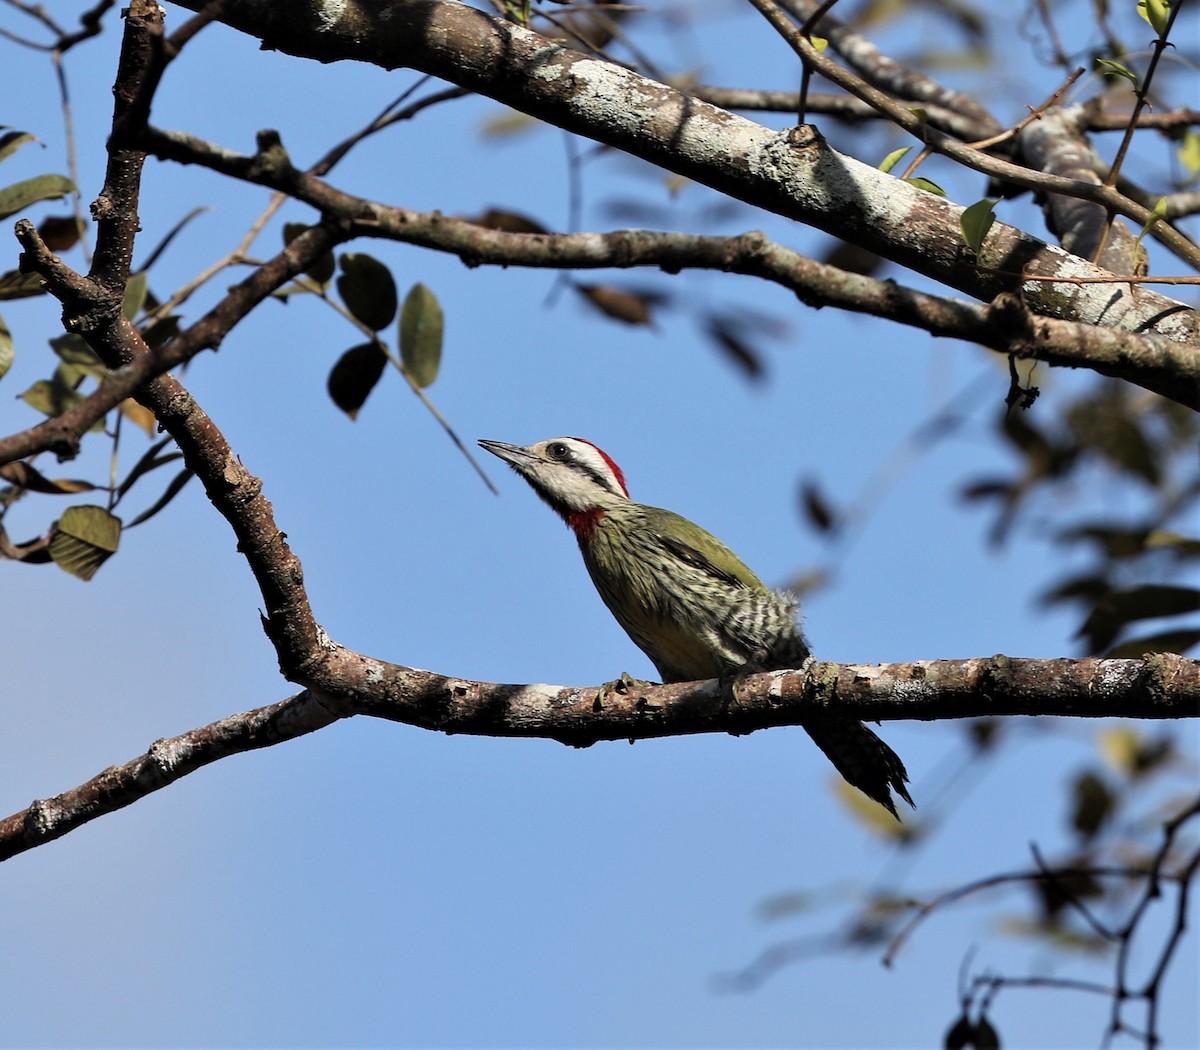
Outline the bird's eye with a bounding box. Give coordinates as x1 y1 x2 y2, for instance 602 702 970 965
547 442 570 461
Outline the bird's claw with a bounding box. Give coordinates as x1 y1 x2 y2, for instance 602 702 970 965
595 671 652 706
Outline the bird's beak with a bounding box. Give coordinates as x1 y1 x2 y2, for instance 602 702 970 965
478 439 538 471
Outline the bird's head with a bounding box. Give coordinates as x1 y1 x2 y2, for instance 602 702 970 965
479 437 630 536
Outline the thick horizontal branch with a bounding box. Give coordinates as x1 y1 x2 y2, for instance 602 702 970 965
135 128 1200 408
3 653 1196 862
303 651 1200 742
167 2 1200 343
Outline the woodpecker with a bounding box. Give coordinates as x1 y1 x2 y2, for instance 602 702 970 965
479 436 913 818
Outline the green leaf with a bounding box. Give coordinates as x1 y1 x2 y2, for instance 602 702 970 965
0 268 46 300
1097 584 1200 625
122 271 149 320
1105 629 1200 659
0 174 76 221
327 341 387 419
879 147 911 174
0 313 12 381
399 282 444 388
1070 770 1115 840
1095 58 1138 86
960 198 997 253
1178 130 1200 180
0 130 36 165
833 779 919 842
337 253 397 331
21 377 85 418
119 398 157 437
1134 196 1168 251
283 222 335 285
50 333 106 377
1137 0 1171 36
904 176 947 197
480 109 540 139
49 504 121 580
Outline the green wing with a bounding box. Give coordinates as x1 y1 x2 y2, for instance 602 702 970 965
650 507 767 591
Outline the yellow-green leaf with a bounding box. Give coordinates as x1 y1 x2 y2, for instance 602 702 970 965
1178 130 1200 178
480 109 540 139
399 283 444 388
49 505 121 581
120 397 158 436
880 147 911 174
0 174 75 221
50 333 106 377
0 130 35 165
122 271 148 320
1135 196 1168 250
1137 0 1171 36
21 377 83 417
0 268 46 300
833 780 919 842
905 176 947 196
1095 58 1138 87
0 313 12 380
1099 726 1141 774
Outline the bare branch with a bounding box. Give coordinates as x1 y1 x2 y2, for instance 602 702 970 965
163 1 1200 276
131 127 1200 409
775 0 1004 136
1 655 1196 862
0 690 341 862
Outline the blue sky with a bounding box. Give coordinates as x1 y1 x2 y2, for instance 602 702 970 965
1 2 1197 1047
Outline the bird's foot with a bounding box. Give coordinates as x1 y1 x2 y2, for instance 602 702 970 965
595 671 653 708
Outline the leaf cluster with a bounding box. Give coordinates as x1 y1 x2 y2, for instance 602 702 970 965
963 382 1200 657
0 134 190 579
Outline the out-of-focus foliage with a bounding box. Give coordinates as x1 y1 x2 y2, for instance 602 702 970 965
962 385 1200 658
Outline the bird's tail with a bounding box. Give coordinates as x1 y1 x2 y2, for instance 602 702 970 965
802 717 914 819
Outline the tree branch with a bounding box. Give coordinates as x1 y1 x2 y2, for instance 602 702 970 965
2 654 1196 862
775 0 1004 136
163 1 1200 309
692 86 1200 137
132 126 1200 408
0 690 340 862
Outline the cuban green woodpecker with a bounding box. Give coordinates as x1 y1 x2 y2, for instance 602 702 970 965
479 436 913 818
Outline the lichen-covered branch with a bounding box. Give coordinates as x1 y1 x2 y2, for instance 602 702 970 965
164 2 1200 297
1 654 1195 862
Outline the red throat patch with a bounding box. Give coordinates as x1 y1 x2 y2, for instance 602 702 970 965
566 507 605 541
